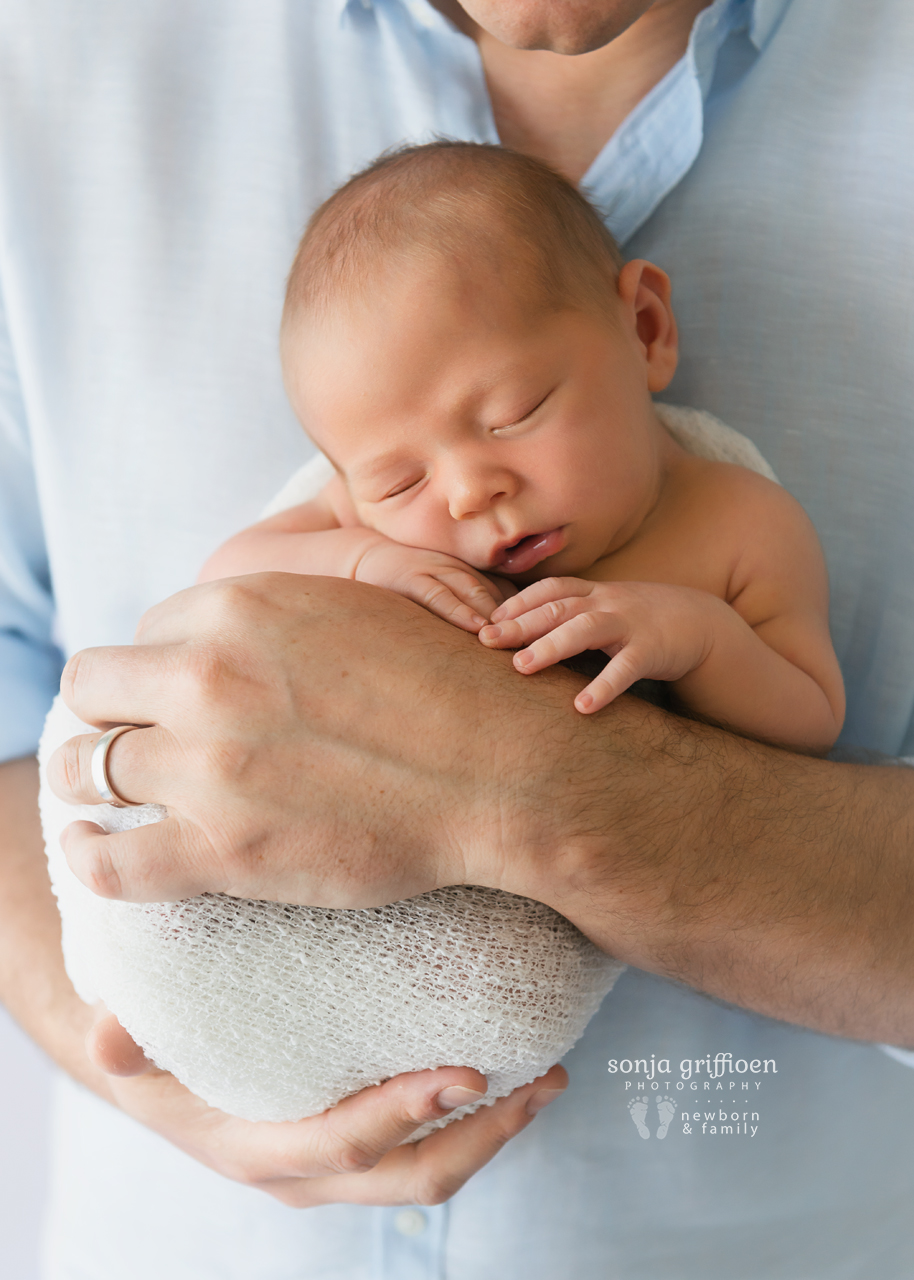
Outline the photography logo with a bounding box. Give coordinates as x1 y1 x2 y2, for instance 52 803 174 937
627 1094 677 1140
611 1052 773 1140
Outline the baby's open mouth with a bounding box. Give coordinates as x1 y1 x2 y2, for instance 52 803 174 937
494 528 565 574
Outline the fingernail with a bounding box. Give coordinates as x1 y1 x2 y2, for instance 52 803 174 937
480 624 501 640
436 1086 486 1111
515 649 533 669
471 615 488 628
490 606 505 622
526 1088 565 1116
576 693 593 710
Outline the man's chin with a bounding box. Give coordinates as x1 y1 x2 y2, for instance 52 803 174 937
447 0 655 55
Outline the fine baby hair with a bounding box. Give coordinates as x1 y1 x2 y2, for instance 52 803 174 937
282 139 624 334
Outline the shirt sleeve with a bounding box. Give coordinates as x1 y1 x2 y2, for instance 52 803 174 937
0 283 63 763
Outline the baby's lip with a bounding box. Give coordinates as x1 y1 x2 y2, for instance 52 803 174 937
491 528 566 574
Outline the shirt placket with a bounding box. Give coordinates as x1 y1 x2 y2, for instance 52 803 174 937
372 1204 449 1279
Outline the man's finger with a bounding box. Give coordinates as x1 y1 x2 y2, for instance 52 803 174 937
61 815 217 902
230 1067 489 1185
48 724 171 807
86 1009 155 1077
265 1063 569 1208
61 644 178 726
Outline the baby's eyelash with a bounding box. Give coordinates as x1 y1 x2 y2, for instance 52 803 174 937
380 475 423 500
495 390 552 432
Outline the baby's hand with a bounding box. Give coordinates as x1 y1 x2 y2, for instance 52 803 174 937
356 538 506 631
478 577 720 713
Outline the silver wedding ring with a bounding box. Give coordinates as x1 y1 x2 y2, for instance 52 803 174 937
90 724 143 808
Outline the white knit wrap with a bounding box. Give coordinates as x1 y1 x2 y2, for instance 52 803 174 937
38 406 773 1128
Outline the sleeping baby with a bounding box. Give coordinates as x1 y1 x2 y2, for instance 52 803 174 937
204 140 844 756
38 141 844 1129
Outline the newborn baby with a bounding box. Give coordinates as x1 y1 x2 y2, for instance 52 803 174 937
39 142 842 1130
206 141 845 756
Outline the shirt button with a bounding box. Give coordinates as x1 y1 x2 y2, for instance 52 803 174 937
394 1208 428 1237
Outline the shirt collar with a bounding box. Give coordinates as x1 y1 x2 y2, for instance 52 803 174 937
749 0 791 49
338 0 447 31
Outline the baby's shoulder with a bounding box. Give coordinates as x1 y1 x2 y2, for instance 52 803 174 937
668 455 828 612
666 454 811 544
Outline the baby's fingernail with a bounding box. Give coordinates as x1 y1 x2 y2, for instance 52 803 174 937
515 649 533 669
526 1088 565 1117
575 693 593 711
436 1086 486 1111
480 624 502 641
471 614 488 628
490 606 505 622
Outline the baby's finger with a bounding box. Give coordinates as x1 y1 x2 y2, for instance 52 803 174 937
512 611 630 674
489 577 593 623
438 570 504 621
575 645 651 714
412 578 490 632
479 595 594 649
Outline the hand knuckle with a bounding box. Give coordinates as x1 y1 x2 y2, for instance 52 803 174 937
413 1171 460 1206
334 1140 378 1175
52 741 89 798
81 848 122 900
316 1121 380 1175
60 650 85 701
179 645 229 701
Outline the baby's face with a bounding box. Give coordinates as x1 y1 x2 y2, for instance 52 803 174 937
285 261 669 583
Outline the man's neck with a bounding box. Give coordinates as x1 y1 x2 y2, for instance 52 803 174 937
432 0 711 183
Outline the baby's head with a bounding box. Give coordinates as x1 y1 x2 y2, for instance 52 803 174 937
281 142 678 581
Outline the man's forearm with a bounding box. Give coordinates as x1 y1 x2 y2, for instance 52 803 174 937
48 575 914 1049
0 756 111 1096
493 692 914 1045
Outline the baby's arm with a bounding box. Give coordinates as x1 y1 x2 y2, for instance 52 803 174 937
199 477 504 631
480 479 845 754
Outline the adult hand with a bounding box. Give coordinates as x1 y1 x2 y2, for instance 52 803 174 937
50 573 531 906
86 1007 567 1207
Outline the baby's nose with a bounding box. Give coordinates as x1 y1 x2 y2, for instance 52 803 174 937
447 470 512 521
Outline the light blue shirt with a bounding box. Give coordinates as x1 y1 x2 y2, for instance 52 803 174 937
3 1 914 1276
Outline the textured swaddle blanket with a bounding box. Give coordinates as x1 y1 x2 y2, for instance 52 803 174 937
38 406 775 1128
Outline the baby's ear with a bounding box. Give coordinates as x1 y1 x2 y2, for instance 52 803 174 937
617 259 678 393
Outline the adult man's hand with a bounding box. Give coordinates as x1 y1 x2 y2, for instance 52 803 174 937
86 1009 567 1207
0 753 566 1209
50 573 526 907
49 572 914 1046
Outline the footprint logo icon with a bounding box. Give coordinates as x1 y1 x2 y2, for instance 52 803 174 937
655 1095 676 1139
627 1096 651 1139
